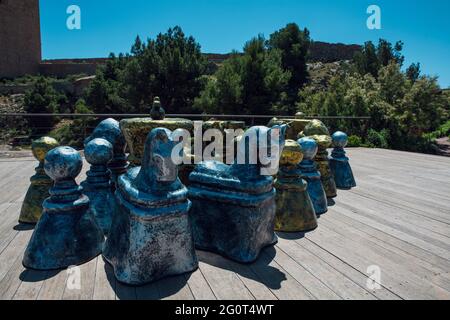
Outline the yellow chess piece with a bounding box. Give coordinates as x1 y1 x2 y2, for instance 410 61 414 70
274 140 318 232
19 137 59 224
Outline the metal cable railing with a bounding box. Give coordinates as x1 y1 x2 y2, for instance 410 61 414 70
0 113 371 147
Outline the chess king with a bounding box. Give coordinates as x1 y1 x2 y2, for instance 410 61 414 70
19 137 59 224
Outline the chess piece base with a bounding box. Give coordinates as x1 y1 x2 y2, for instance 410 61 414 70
189 187 277 264
19 182 51 224
305 177 328 215
274 179 318 233
23 196 104 270
330 158 356 189
103 192 198 286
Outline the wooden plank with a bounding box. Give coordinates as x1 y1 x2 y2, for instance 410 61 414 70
271 244 341 299
325 209 450 274
348 178 450 223
0 230 33 283
0 250 27 300
295 239 401 300
62 257 97 300
320 212 450 292
196 251 255 300
250 250 315 300
276 237 377 300
338 191 450 241
305 224 450 299
157 275 195 300
332 201 450 261
37 270 68 300
184 269 217 300
93 257 115 300
12 269 48 300
223 258 278 300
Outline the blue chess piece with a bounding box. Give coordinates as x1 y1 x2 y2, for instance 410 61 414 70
329 131 356 189
85 118 129 189
81 138 115 235
298 137 328 215
103 128 198 285
23 147 104 270
188 125 287 263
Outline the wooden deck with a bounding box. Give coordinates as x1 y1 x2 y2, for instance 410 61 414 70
0 148 449 300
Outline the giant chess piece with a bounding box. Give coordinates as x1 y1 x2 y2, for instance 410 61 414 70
103 128 198 286
81 138 115 235
330 131 356 189
189 125 287 263
150 96 165 120
302 120 337 199
298 137 328 215
23 147 104 270
19 137 59 224
274 140 317 232
85 118 129 188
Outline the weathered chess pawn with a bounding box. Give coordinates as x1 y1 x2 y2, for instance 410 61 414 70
81 138 115 235
19 137 59 224
23 147 104 270
189 125 287 263
103 128 198 285
150 96 165 120
274 140 318 232
85 118 129 188
298 137 328 215
330 131 356 189
302 120 337 199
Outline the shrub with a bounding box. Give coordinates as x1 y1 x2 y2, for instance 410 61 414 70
366 129 390 149
347 135 363 147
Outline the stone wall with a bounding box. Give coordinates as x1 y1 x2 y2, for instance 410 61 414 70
39 63 98 78
0 0 42 78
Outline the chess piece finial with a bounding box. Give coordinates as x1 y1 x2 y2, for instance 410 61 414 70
19 137 59 224
330 131 356 189
302 119 337 199
150 96 165 120
81 138 115 234
104 128 197 285
85 118 129 189
274 140 318 232
298 137 328 215
295 112 305 119
23 147 104 270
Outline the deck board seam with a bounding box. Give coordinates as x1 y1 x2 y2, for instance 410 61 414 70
302 238 403 300
325 209 450 272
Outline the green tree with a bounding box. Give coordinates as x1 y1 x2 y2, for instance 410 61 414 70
194 36 290 115
267 23 311 103
121 26 207 113
24 77 65 134
406 62 421 82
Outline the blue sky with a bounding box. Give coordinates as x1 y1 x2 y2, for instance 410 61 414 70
40 0 450 88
